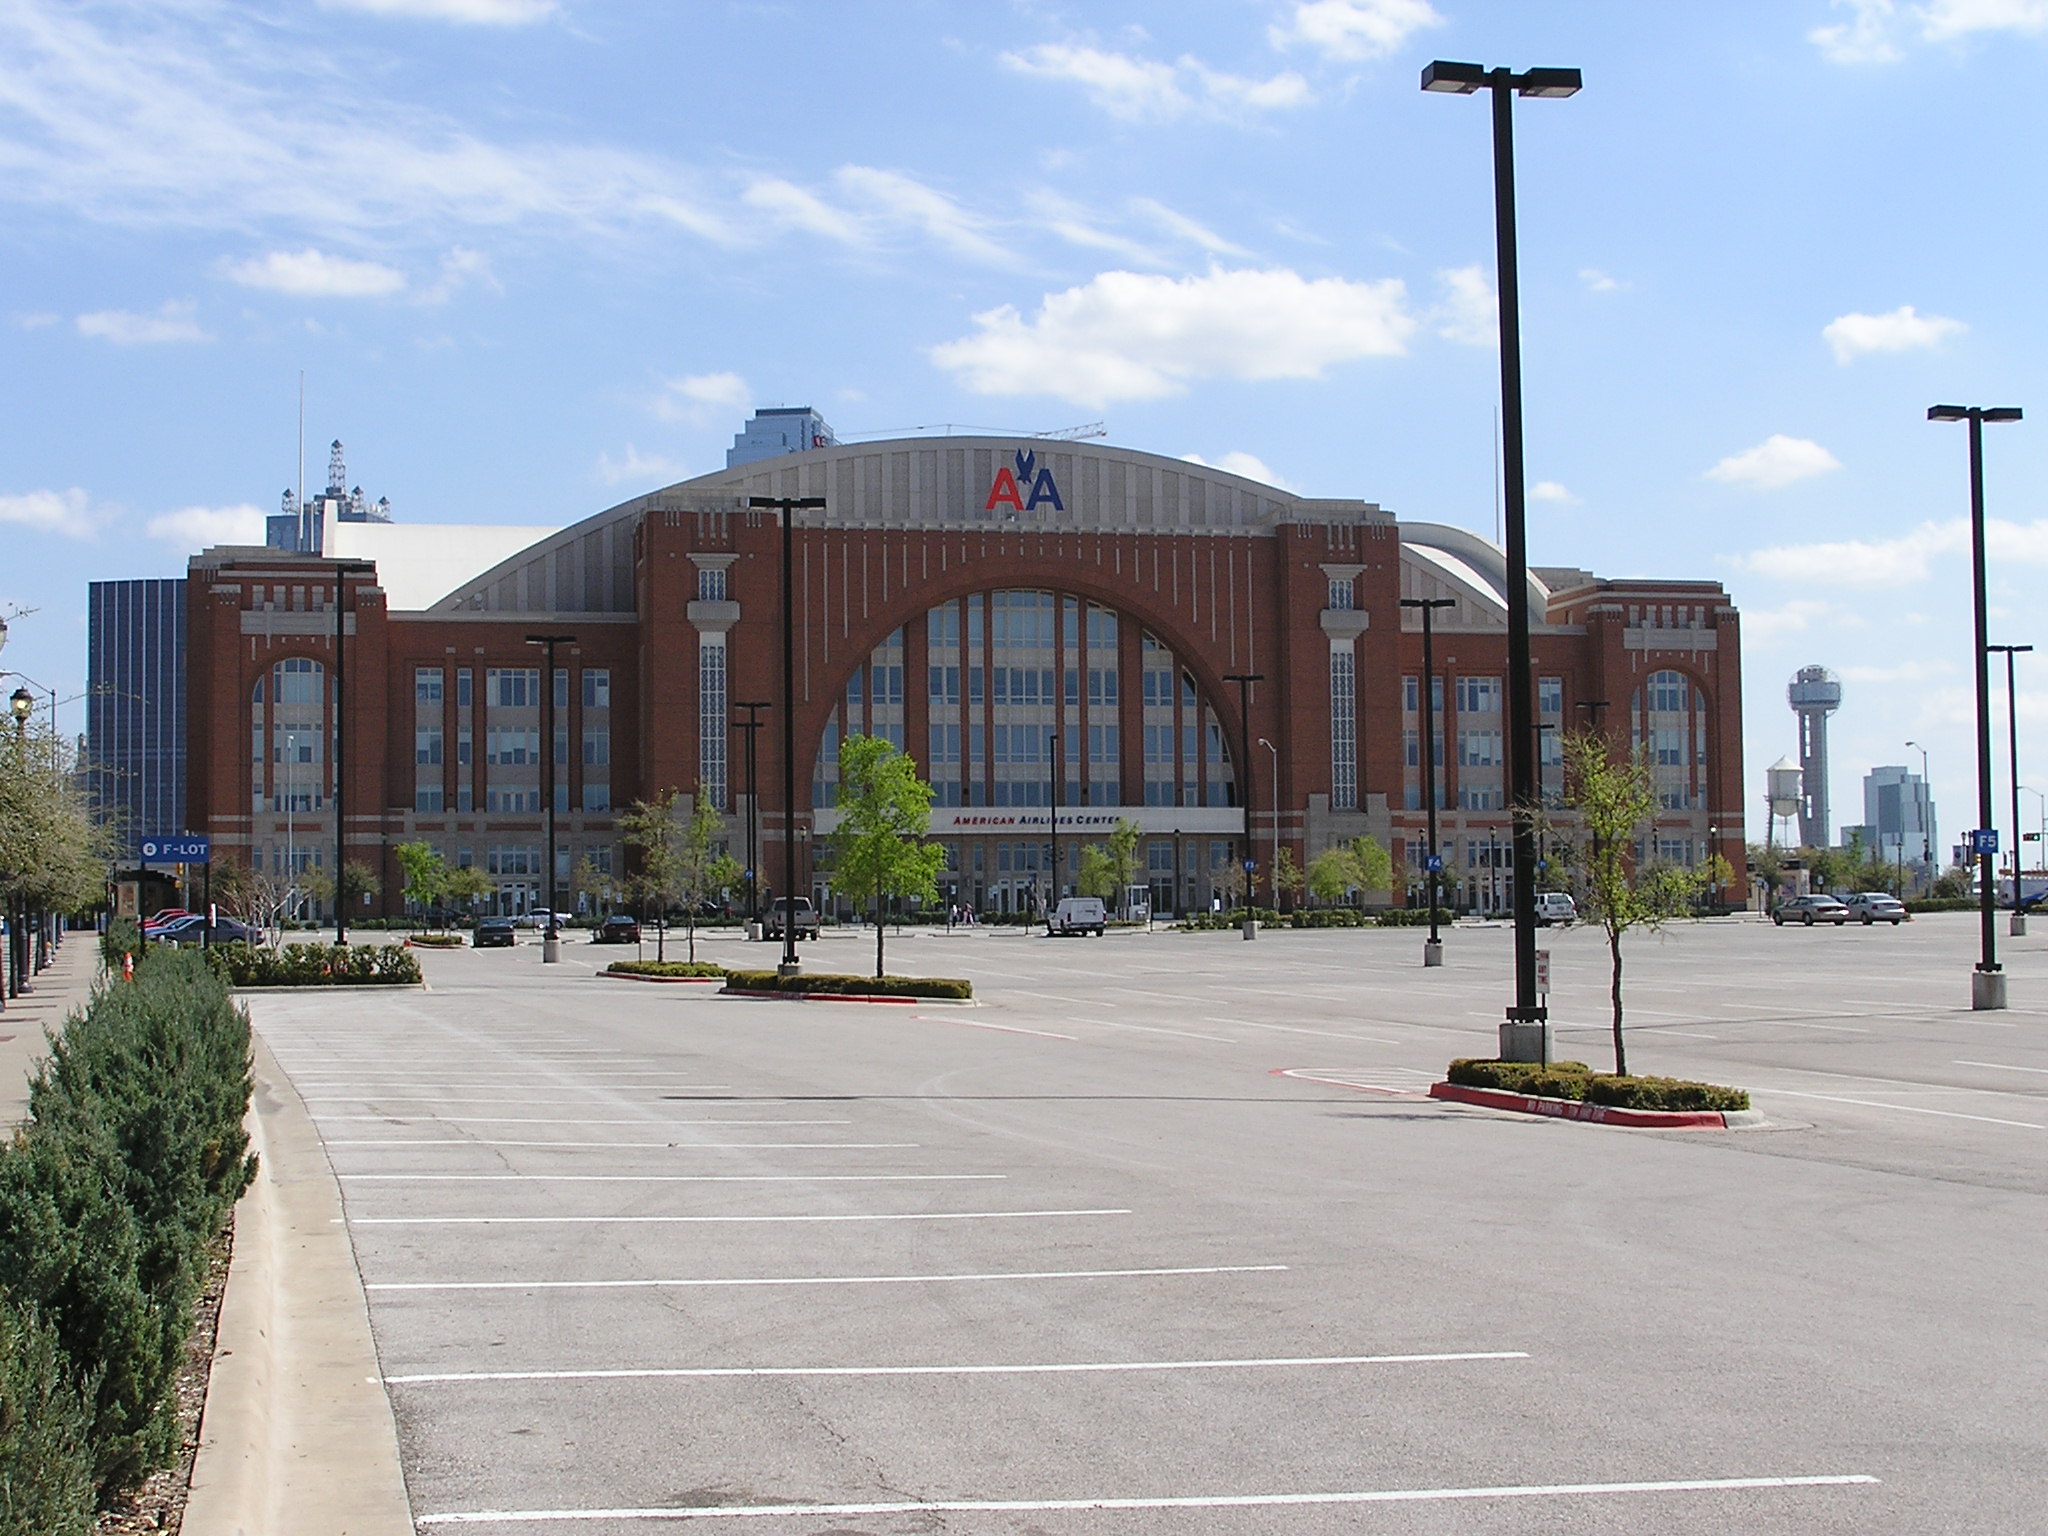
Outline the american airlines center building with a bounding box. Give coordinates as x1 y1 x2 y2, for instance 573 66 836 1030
186 436 1748 919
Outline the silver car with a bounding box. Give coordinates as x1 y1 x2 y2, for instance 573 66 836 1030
1773 894 1851 926
1842 892 1907 926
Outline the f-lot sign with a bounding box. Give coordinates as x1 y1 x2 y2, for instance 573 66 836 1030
139 835 210 863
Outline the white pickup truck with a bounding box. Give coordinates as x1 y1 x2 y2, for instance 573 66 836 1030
763 896 821 941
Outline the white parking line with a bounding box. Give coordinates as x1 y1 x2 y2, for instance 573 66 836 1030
1767 1090 2044 1129
338 1174 1005 1183
367 1263 1288 1293
413 1473 1878 1524
387 1350 1528 1384
351 1208 1129 1227
323 1140 920 1150
1956 1059 2048 1075
1216 1019 1401 1044
1088 1019 1236 1043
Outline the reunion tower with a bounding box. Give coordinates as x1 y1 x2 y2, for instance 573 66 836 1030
1788 665 1843 847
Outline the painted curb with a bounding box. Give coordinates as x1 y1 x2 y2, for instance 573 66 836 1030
718 987 977 1007
1427 1081 1733 1129
600 971 727 985
181 1034 415 1536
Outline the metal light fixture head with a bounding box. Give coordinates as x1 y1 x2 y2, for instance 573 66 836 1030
1517 67 1583 98
1984 407 2024 423
1928 405 1969 421
1927 404 2018 423
1421 60 1486 93
9 685 33 724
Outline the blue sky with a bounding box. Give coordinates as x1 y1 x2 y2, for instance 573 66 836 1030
5 0 2048 855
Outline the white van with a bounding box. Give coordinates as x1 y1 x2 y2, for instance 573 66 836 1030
1534 892 1577 927
1047 896 1107 937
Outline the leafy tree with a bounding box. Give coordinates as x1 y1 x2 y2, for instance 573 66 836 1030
1076 844 1119 901
1931 866 1972 900
394 841 446 932
1348 836 1393 902
303 860 381 921
442 864 493 921
572 853 622 917
1306 847 1354 906
1076 819 1145 913
1269 844 1304 912
1557 729 1712 1077
828 735 946 977
619 789 685 961
1747 842 1784 909
675 789 739 964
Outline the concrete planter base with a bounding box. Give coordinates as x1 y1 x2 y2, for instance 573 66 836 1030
1429 1081 1735 1130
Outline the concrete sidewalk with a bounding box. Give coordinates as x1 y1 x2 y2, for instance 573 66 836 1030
0 932 103 1129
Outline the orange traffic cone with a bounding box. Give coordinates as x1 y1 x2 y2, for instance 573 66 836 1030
122 952 134 983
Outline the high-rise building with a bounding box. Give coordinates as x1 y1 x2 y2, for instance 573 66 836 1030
1863 764 1936 866
87 578 187 843
268 439 392 554
726 407 837 469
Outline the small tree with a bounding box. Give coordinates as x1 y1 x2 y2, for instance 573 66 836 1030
1076 843 1119 901
1348 836 1393 905
1558 729 1711 1077
829 735 946 978
443 864 493 923
674 788 738 964
1747 842 1784 910
1306 847 1354 906
1269 845 1304 913
395 841 446 932
572 853 621 917
620 789 686 962
304 860 381 923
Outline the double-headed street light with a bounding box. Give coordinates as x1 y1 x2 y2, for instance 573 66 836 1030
748 494 826 977
1929 403 2023 1009
1222 672 1264 939
1904 739 1933 887
525 633 577 963
1399 598 1454 966
1423 59 1581 1061
1989 644 2033 935
731 701 771 924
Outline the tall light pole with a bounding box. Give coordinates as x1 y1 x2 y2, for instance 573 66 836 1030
1047 729 1061 915
732 701 771 925
1400 598 1455 966
1929 403 2023 1009
7 688 28 999
1222 672 1264 939
1423 59 1580 1062
1905 739 1933 889
525 632 577 963
329 560 375 945
1256 737 1280 912
748 494 826 977
1989 644 2033 934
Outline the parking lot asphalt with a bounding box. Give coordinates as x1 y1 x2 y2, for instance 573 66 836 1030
246 913 2048 1533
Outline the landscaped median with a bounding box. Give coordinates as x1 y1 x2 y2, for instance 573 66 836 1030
720 969 974 1003
603 959 727 983
404 931 465 948
203 941 423 988
1429 1058 1753 1129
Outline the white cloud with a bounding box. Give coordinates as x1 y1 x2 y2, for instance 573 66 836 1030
1705 434 1842 490
1131 198 1253 257
1811 0 1905 62
834 166 1010 265
1181 451 1295 490
1000 44 1311 123
1837 660 1954 683
15 311 59 328
1030 194 1164 266
1921 0 2048 40
1823 305 1966 363
1268 0 1444 60
145 503 267 547
75 301 210 344
1730 518 2048 588
1739 597 1839 643
930 266 1414 408
417 246 499 304
595 445 689 487
1580 267 1620 293
0 487 99 538
317 0 556 23
1530 481 1579 505
653 372 752 424
743 179 869 246
224 247 407 297
1433 265 1496 347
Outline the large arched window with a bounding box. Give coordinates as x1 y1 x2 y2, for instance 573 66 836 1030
251 657 327 815
1633 668 1704 813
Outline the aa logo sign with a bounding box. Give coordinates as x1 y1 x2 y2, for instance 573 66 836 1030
984 448 1064 513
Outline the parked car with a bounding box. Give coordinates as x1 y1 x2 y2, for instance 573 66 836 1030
1773 894 1852 926
592 914 642 944
151 914 260 946
473 916 518 948
1840 891 1907 925
763 896 821 941
1534 892 1577 927
141 908 196 933
1047 896 1107 937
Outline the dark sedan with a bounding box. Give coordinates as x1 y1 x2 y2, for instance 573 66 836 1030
591 915 642 944
473 917 518 948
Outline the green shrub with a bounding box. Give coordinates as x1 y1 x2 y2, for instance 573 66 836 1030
1288 909 1369 928
99 919 142 970
1177 907 1281 931
1376 907 1457 927
1905 897 1978 914
0 1299 96 1535
202 942 420 987
407 932 464 948
722 970 973 1000
607 960 726 978
1445 1057 1747 1112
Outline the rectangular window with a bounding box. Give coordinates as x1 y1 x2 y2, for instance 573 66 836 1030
1088 668 1118 707
456 668 472 708
928 722 961 765
414 667 443 704
1402 676 1445 715
1089 722 1119 766
582 783 611 813
1455 677 1501 714
415 725 443 766
1538 676 1563 716
485 787 541 813
554 726 569 767
968 666 984 705
457 725 473 766
697 566 726 602
582 668 611 709
1330 648 1357 811
1327 577 1355 611
1457 730 1502 768
930 666 960 706
456 784 473 812
554 668 569 710
487 726 540 765
488 668 540 708
700 640 728 811
415 786 444 813
582 728 610 766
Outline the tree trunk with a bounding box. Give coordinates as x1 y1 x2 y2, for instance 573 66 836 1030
687 907 697 964
1608 924 1627 1078
656 914 666 963
874 886 885 979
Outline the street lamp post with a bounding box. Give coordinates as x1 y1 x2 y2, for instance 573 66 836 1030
748 495 827 977
1423 58 1580 1063
1222 672 1264 940
1047 729 1060 916
732 702 771 926
525 633 577 963
1400 598 1455 966
7 688 28 1000
1989 644 2033 934
1929 403 2023 1009
1905 739 1933 890
329 561 375 945
1256 737 1280 913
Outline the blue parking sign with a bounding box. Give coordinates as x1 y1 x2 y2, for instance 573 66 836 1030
1973 828 2000 856
139 835 210 863
1425 855 1444 873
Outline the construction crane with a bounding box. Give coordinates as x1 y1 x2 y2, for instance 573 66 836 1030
1031 421 1107 441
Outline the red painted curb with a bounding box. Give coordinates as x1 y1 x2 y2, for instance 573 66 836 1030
720 987 926 1005
600 971 725 984
1427 1081 1728 1129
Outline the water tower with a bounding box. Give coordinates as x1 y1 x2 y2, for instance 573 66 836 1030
1767 756 1804 848
1788 665 1843 847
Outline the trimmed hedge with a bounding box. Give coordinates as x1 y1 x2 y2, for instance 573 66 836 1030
1288 910 1370 928
203 941 421 987
1376 907 1458 927
0 1299 96 1534
406 932 465 948
723 970 973 1000
1178 908 1281 931
0 947 256 1516
607 960 726 978
1446 1057 1749 1112
1905 897 1978 914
